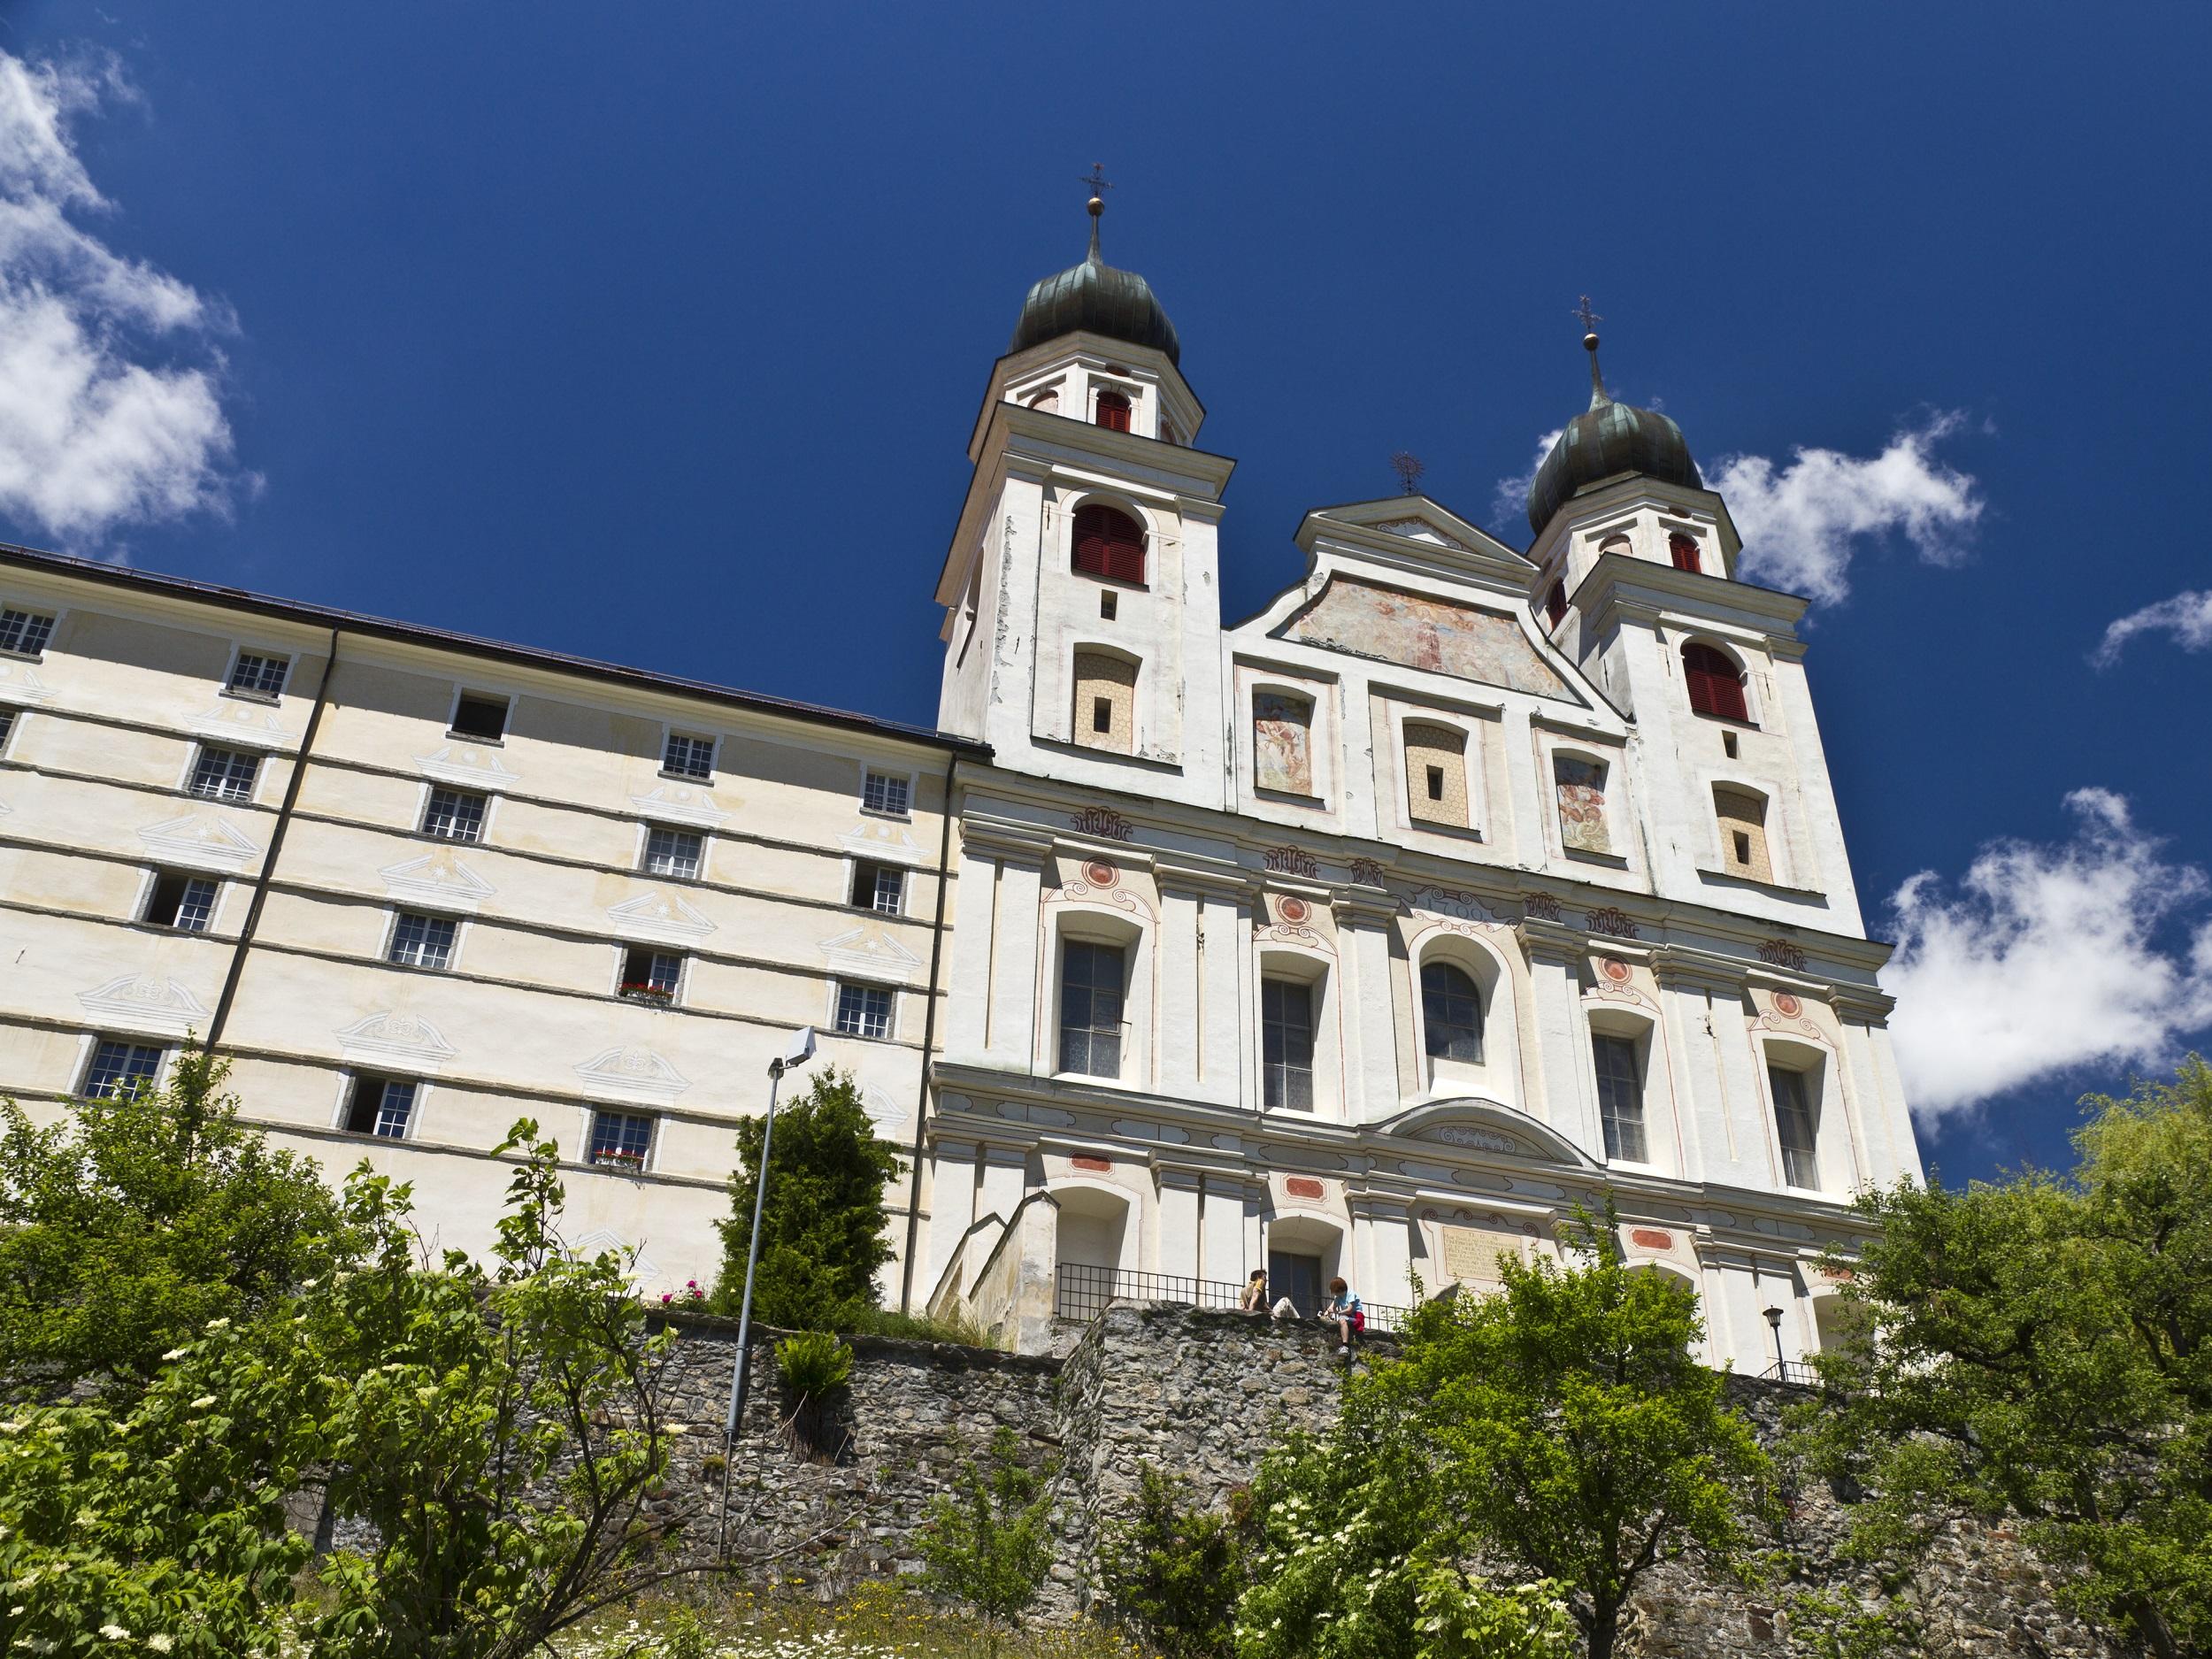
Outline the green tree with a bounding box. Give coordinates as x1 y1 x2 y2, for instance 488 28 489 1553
710 1068 902 1331
1796 1058 2212 1659
1354 1205 1777 1659
1100 1463 1248 1658
0 1046 353 1398
918 1425 1056 1644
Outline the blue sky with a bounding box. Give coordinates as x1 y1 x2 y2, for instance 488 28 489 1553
4 2 2209 1187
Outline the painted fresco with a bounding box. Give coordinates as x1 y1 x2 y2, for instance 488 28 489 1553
1278 577 1573 701
1253 692 1314 795
1554 756 1611 855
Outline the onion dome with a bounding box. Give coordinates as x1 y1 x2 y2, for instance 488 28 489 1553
1010 193 1180 366
1525 330 1701 535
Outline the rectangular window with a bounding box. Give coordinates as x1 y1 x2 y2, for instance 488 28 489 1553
388 911 458 970
1261 976 1316 1110
862 769 911 818
81 1039 163 1098
188 746 260 803
449 692 509 741
1716 787 1773 883
343 1075 418 1139
642 826 703 879
663 731 715 780
421 787 488 842
1058 939 1125 1077
850 859 905 915
1770 1065 1820 1188
143 872 219 933
1406 723 1471 830
588 1110 654 1170
227 651 289 698
618 945 683 1002
1426 765 1444 801
0 709 13 752
1072 651 1137 755
1593 1033 1647 1163
833 980 895 1040
0 609 55 658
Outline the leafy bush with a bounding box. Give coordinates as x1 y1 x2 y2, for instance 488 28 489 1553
1098 1463 1244 1657
919 1426 1058 1632
775 1329 851 1400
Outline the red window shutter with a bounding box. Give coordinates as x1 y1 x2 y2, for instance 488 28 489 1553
1670 534 1701 572
1096 391 1132 433
1073 505 1145 584
1545 581 1568 626
1682 643 1747 721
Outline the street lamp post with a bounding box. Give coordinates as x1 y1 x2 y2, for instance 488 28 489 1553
717 1025 815 1559
1762 1304 1786 1378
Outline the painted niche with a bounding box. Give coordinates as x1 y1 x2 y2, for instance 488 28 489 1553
1554 755 1611 856
1253 692 1315 795
1277 577 1573 702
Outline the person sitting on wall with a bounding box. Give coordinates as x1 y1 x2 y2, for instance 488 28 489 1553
1318 1277 1364 1355
1239 1269 1269 1313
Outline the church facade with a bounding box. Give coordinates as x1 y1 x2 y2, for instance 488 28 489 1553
0 200 1919 1375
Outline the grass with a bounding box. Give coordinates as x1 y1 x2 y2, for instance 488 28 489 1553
557 1582 1158 1659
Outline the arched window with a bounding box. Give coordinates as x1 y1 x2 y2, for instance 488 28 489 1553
1072 504 1146 584
1681 642 1748 723
1095 388 1132 432
1669 533 1701 573
1421 961 1484 1064
1544 580 1568 626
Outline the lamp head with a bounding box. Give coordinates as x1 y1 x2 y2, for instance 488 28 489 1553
1763 1305 1785 1329
770 1025 817 1078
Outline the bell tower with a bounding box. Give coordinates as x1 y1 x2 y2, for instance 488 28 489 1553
932 180 1234 810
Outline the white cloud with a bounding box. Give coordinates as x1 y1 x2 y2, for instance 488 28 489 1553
0 50 245 546
1710 412 1984 605
1491 426 1561 530
1881 789 2212 1120
2093 589 2212 668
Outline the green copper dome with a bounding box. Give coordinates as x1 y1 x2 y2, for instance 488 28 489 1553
1526 336 1700 535
1010 203 1181 367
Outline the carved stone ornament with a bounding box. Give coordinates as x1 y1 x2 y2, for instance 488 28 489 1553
1522 889 1563 922
1418 1123 1530 1157
1407 885 1505 925
1348 856 1387 887
1586 905 1639 939
1070 805 1136 842
1263 845 1319 879
1758 937 1809 972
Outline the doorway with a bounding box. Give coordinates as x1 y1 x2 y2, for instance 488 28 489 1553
1268 1248 1324 1317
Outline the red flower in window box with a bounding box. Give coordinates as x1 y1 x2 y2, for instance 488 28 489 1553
593 1148 647 1169
618 982 674 1003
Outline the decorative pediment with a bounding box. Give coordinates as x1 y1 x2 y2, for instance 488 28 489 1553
1381 1097 1600 1171
416 741 517 788
630 782 727 828
1275 576 1573 703
187 700 289 749
607 887 716 943
575 1047 690 1105
819 923 924 985
1417 1122 1534 1157
864 1086 909 1133
841 815 927 864
138 813 258 872
77 974 210 1037
1406 884 1507 925
380 850 494 911
1371 516 1471 550
335 1010 457 1070
0 660 54 703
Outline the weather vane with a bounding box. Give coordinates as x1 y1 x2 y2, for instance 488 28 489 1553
1081 163 1113 203
1391 452 1425 495
1574 295 1602 336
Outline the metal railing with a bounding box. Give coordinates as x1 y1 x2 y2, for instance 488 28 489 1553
1054 1262 1411 1335
1762 1359 1821 1388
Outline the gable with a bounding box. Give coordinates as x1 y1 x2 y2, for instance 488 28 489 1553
1274 576 1573 702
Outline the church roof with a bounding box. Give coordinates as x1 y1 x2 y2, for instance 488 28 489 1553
1526 334 1701 535
1010 198 1180 366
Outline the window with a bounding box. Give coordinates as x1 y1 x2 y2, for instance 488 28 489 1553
1544 580 1568 626
1058 940 1125 1076
1100 590 1118 620
588 1110 654 1170
1405 723 1469 829
388 911 457 970
1071 504 1146 584
862 769 911 818
227 651 289 697
1025 388 1060 414
1094 388 1132 432
0 608 54 657
1554 754 1611 856
343 1075 418 1139
663 731 715 780
143 872 218 933
1252 692 1314 796
421 787 487 842
833 980 895 1040
1770 1065 1820 1187
1715 787 1773 882
851 859 905 915
0 708 13 753
618 946 682 1003
642 826 703 879
1420 961 1484 1064
1592 1033 1647 1162
188 746 260 803
449 692 509 741
1071 651 1136 754
1682 643 1748 723
1669 533 1702 573
82 1039 164 1097
1261 977 1315 1110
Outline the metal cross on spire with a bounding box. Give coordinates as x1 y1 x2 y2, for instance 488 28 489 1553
1081 163 1114 203
1574 295 1603 336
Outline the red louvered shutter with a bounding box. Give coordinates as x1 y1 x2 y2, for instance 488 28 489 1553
1669 534 1701 572
1545 581 1568 626
1682 643 1747 722
1073 505 1145 584
1096 390 1132 432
